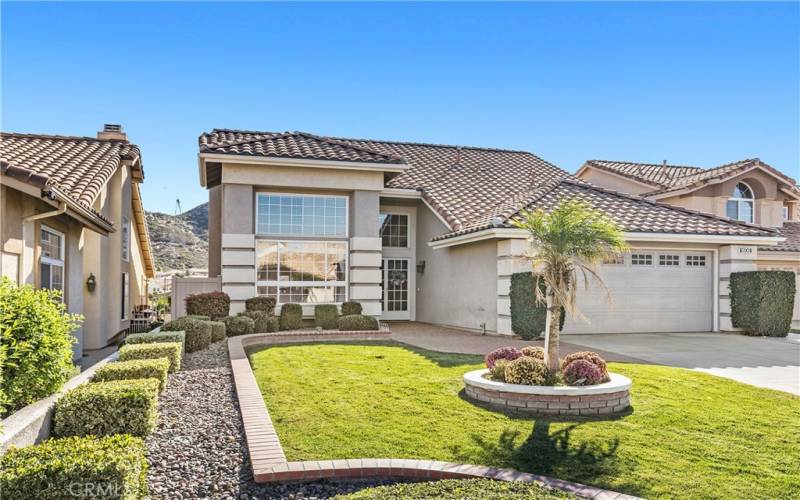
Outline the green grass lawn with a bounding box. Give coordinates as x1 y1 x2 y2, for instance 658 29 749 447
248 342 800 499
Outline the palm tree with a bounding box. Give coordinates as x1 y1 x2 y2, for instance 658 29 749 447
511 200 628 374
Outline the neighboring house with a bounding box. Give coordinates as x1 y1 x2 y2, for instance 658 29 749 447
0 125 155 358
577 159 800 327
194 129 786 335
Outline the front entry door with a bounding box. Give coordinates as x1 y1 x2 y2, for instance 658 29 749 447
381 258 410 320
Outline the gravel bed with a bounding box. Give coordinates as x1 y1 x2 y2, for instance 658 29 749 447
146 340 400 499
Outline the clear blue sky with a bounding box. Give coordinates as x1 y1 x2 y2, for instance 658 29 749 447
2 2 798 213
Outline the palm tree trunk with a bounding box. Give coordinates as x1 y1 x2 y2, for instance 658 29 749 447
545 289 560 374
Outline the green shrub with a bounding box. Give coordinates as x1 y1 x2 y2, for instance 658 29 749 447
92 358 170 392
161 317 211 352
53 379 159 437
0 434 148 500
314 304 339 329
240 311 278 333
730 271 795 337
245 296 276 314
207 320 226 342
279 303 304 330
119 343 182 373
184 314 210 321
223 315 255 336
125 331 185 357
0 278 82 416
341 301 362 316
334 478 570 499
509 272 565 340
338 314 379 331
489 359 510 382
504 356 549 386
184 291 230 319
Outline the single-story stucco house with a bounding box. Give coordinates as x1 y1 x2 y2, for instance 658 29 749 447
0 125 156 358
193 129 790 335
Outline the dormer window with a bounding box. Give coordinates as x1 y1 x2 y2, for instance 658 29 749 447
726 182 754 223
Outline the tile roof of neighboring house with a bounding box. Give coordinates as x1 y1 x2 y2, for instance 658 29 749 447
0 132 143 226
584 158 799 198
431 179 778 241
760 222 800 252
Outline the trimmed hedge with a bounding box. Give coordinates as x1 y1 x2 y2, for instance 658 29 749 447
161 317 212 352
279 303 304 330
185 315 210 321
730 270 795 337
223 315 255 336
315 304 339 329
0 277 81 416
92 358 170 392
53 379 159 438
185 291 230 319
341 301 362 316
338 314 379 331
245 296 276 314
119 343 182 373
240 311 278 333
335 478 570 499
208 320 227 342
125 331 185 357
509 272 565 340
0 434 148 500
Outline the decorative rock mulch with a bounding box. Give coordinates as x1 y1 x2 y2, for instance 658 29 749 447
145 340 400 499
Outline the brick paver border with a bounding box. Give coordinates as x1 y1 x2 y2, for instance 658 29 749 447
228 331 639 499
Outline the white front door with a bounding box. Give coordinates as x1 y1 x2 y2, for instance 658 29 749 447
381 258 410 320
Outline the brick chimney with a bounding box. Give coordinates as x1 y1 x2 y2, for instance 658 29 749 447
97 124 127 141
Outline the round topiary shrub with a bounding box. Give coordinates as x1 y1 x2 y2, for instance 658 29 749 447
561 351 609 382
504 356 548 386
223 316 255 336
161 317 212 353
521 346 544 360
245 297 276 315
340 301 362 316
337 314 379 331
279 303 304 331
484 347 522 369
562 359 603 386
207 321 226 342
239 311 278 333
489 359 510 382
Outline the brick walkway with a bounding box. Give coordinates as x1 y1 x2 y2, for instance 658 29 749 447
388 321 647 364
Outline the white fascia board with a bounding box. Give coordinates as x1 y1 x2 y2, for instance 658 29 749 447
428 228 528 249
199 153 409 173
379 188 421 199
623 232 785 246
198 154 207 187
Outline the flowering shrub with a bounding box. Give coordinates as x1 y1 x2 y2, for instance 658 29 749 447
489 359 510 382
504 356 548 386
562 359 603 386
521 346 544 360
484 347 522 369
561 351 609 382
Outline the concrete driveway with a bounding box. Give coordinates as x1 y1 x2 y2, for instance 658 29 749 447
567 332 800 395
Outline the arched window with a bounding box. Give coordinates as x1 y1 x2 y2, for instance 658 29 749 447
726 182 754 223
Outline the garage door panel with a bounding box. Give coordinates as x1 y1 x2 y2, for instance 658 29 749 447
562 251 713 334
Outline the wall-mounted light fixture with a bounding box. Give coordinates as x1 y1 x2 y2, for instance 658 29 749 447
416 260 426 274
86 273 96 292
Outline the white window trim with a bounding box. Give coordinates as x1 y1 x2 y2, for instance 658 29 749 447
255 239 349 305
783 206 790 221
379 212 411 249
121 272 129 320
255 192 349 238
727 181 755 223
40 225 65 293
121 217 130 262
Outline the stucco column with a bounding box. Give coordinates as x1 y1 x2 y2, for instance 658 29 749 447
221 184 255 314
349 190 382 317
496 238 531 336
718 245 758 331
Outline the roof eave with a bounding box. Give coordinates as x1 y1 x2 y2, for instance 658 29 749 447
47 187 115 235
198 152 409 175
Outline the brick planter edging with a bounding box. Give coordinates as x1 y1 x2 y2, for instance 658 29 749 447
464 369 632 417
228 332 639 499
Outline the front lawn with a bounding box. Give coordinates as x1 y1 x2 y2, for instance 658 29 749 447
248 342 800 499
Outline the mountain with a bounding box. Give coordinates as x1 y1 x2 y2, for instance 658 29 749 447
145 203 208 272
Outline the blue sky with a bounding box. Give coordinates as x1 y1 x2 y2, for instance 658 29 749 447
2 2 798 213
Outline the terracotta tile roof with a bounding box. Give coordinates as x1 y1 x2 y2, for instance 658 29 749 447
0 132 142 226
585 160 704 188
760 222 800 252
199 130 405 164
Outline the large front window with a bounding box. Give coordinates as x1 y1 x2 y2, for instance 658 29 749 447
256 241 347 304
256 193 347 237
726 182 754 223
40 226 64 293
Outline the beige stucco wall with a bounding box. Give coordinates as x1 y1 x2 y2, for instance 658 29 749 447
208 185 222 277
415 203 498 332
578 168 655 195
221 163 384 192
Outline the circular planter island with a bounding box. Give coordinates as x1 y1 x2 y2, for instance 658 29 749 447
463 369 632 417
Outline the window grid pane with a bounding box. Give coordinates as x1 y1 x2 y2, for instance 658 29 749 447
686 255 706 267
256 240 347 304
257 194 346 237
658 254 680 266
631 254 652 266
380 214 409 247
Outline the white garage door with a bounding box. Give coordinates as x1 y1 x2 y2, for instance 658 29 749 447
562 250 713 334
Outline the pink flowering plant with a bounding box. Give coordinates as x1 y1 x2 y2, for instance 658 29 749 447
484 347 523 369
562 358 603 386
